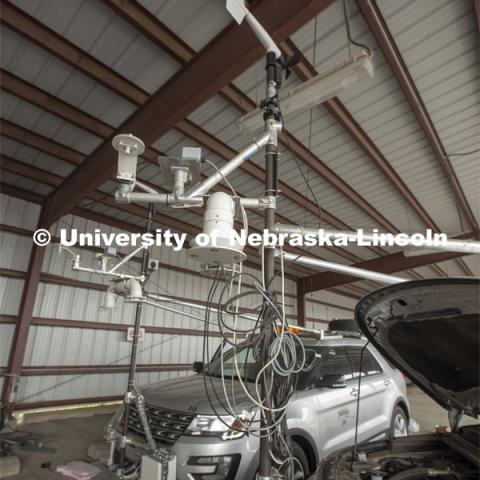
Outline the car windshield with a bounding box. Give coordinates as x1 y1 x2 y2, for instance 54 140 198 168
205 339 319 383
205 345 261 382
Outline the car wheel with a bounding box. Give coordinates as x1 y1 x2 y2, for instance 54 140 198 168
291 442 310 480
391 406 408 438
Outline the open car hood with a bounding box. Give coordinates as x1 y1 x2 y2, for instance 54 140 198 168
355 278 480 419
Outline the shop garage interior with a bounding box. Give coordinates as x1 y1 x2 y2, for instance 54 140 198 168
0 0 479 479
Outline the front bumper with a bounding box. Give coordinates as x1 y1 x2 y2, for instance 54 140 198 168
119 431 259 480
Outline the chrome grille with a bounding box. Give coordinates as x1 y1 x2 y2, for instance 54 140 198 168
124 403 195 445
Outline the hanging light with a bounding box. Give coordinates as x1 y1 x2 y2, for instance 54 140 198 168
237 50 374 133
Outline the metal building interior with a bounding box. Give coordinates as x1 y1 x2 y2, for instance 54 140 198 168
0 0 479 479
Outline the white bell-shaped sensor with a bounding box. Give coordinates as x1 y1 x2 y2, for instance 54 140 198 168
188 192 246 266
112 133 145 182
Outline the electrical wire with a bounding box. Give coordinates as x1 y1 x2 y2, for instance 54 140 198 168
343 0 373 57
351 326 378 464
447 148 480 157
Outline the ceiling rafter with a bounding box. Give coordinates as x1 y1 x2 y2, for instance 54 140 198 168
300 249 472 294
357 0 478 235
4 2 410 270
280 39 468 278
2 154 336 278
103 0 398 244
0 118 84 164
0 69 113 138
0 71 367 266
281 39 439 231
475 0 480 31
1 0 470 288
12 158 471 298
0 156 310 278
0 0 379 263
1 182 369 299
3 0 335 226
0 0 146 105
99 1 430 282
0 223 360 303
0 0 431 287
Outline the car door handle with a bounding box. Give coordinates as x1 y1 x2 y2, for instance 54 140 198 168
350 388 359 397
384 379 391 387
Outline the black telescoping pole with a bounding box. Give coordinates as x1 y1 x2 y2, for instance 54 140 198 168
258 51 279 480
117 203 155 473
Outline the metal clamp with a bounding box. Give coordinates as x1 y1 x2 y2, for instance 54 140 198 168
238 196 276 210
123 391 135 404
259 196 276 210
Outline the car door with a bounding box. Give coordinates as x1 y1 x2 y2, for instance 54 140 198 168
301 345 360 458
345 345 390 442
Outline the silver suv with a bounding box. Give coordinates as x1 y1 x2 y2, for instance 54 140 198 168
111 332 410 479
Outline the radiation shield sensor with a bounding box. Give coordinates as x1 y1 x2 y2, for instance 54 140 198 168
112 133 145 182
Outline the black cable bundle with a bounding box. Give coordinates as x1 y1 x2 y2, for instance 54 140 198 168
199 266 307 478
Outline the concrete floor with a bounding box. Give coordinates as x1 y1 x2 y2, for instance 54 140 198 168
3 386 479 479
407 385 479 431
3 414 115 480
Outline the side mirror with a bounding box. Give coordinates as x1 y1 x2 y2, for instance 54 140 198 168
192 361 204 373
316 374 347 389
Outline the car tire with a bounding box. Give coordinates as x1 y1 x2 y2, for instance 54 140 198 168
291 441 310 480
390 406 408 438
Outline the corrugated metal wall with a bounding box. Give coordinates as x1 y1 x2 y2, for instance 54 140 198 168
0 194 41 396
304 291 356 330
1 192 354 406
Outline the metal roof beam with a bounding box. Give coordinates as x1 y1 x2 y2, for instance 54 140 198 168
0 69 114 138
474 0 480 31
104 0 394 251
0 156 311 277
2 1 387 270
8 0 334 226
281 39 439 232
300 249 472 294
280 39 465 278
0 72 368 266
2 0 389 266
357 0 478 234
107 0 397 234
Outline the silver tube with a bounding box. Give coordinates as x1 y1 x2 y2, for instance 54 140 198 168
239 198 261 209
273 224 480 255
109 246 145 274
134 391 156 451
146 293 258 323
143 300 207 322
280 251 407 284
173 168 189 196
135 180 159 194
116 191 170 205
185 131 271 199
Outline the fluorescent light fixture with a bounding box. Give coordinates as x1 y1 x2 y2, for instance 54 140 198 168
237 51 374 133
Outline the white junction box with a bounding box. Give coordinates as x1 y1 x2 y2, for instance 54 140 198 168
141 454 176 480
126 327 145 342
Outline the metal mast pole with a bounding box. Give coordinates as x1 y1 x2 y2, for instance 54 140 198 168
117 203 154 474
258 50 280 480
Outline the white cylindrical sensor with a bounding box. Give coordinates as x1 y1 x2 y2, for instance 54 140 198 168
188 192 246 265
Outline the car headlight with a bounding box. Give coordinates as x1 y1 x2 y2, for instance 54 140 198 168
186 410 255 440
